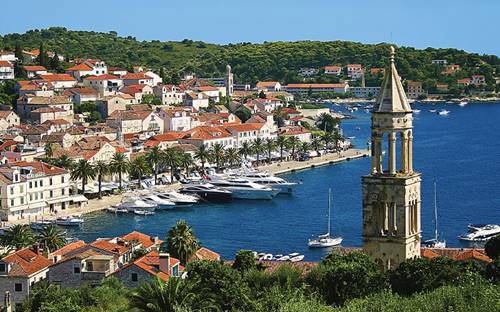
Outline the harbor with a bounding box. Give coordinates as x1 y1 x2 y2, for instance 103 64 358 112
48 101 500 261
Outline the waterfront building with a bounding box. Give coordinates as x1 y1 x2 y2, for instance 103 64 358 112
0 161 83 221
406 81 425 99
285 83 349 95
179 125 234 148
349 87 381 98
362 47 421 270
225 123 276 148
278 126 311 142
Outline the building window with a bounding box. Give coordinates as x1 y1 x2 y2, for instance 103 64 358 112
10 199 14 207
10 187 14 195
50 190 53 198
73 266 80 274
14 283 22 292
40 180 43 187
131 273 138 282
20 198 24 205
62 188 65 195
0 263 5 272
62 176 65 183
49 178 53 185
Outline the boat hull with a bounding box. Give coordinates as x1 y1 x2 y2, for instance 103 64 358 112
180 190 232 203
308 237 343 248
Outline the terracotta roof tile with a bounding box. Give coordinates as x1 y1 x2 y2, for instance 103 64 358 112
121 231 162 249
1 248 52 277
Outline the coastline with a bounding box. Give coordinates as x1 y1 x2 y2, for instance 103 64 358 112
325 97 500 104
5 148 370 226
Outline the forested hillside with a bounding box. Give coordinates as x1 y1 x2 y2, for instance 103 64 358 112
1 27 499 88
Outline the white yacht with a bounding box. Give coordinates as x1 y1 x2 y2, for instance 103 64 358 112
309 189 343 248
458 101 468 107
141 194 176 210
459 224 500 242
134 210 155 216
208 177 279 200
155 191 199 206
179 183 233 202
438 109 450 116
117 196 156 211
55 216 84 226
412 109 421 113
234 171 298 194
30 220 52 231
423 182 446 248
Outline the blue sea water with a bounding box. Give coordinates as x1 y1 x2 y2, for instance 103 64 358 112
66 102 500 261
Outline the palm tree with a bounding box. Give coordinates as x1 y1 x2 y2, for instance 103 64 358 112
1 225 34 251
210 143 225 172
37 225 66 254
194 145 211 173
129 156 151 188
332 130 345 150
252 138 265 164
167 220 199 265
316 113 339 133
146 146 163 185
287 136 300 159
54 155 74 170
321 132 334 153
299 142 311 156
71 159 95 195
163 148 179 183
44 143 54 159
111 153 129 190
178 152 194 176
264 138 276 163
95 160 109 199
311 137 324 156
276 136 288 161
239 141 253 161
130 276 197 312
224 147 240 168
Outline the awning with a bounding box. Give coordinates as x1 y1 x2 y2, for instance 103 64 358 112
70 195 88 203
28 201 47 209
46 198 62 205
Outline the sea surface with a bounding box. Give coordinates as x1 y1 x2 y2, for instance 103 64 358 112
66 102 500 261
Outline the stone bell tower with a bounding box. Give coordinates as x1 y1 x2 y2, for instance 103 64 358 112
362 46 421 270
225 64 234 97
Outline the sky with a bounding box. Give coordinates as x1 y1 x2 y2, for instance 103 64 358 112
1 0 499 56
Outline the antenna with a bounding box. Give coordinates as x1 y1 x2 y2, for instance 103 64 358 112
328 188 331 236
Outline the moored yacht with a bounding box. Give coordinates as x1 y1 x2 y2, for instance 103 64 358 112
155 191 199 206
55 216 84 226
308 189 343 248
459 224 500 242
141 194 176 210
179 183 233 203
231 171 298 194
208 177 279 200
30 220 52 231
438 109 450 116
117 196 157 211
422 182 446 248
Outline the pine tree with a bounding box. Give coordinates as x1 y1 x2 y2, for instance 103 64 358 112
50 52 60 71
159 67 166 83
37 43 48 67
14 42 23 61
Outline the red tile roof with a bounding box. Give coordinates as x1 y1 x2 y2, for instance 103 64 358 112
129 251 180 282
90 240 129 255
83 74 119 81
0 61 13 67
66 63 93 71
24 65 47 71
182 126 231 141
225 123 265 132
11 161 67 175
1 248 52 277
51 240 87 258
121 231 162 249
122 72 153 80
189 247 220 262
38 74 76 82
286 83 347 89
324 65 341 71
256 81 279 88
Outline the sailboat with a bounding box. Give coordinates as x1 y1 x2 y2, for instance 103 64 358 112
308 189 343 248
423 182 446 248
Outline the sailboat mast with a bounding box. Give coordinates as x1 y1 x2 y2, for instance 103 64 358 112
328 188 331 235
434 181 438 241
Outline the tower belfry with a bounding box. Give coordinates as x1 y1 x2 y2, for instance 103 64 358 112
362 46 421 270
225 64 234 97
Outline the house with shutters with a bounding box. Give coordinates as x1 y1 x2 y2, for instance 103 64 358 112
0 61 14 81
17 81 54 97
179 125 233 148
153 84 184 105
122 72 155 87
0 247 52 305
23 66 48 78
35 74 77 90
0 111 20 131
83 74 123 96
17 95 74 123
106 110 163 134
66 59 108 80
96 94 137 118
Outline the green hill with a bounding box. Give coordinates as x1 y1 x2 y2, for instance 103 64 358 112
1 27 499 90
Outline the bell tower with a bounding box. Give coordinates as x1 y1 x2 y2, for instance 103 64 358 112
362 46 421 270
225 64 234 97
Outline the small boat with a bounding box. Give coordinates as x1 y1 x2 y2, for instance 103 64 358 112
134 210 155 216
459 224 500 242
309 189 343 248
290 255 305 262
259 253 273 261
438 109 450 116
30 220 52 231
55 216 84 226
458 101 468 107
429 109 437 113
412 109 421 113
117 196 156 211
276 255 290 261
422 182 446 248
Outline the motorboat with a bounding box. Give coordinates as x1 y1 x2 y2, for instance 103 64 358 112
309 189 343 248
117 196 156 211
106 206 128 214
155 191 199 206
141 194 176 210
179 183 233 203
276 255 290 261
290 254 305 262
438 109 450 116
459 224 500 242
259 253 273 261
208 177 279 200
235 172 298 194
429 109 437 113
458 101 468 107
412 109 421 113
30 220 52 231
423 182 446 248
55 216 84 226
134 210 155 216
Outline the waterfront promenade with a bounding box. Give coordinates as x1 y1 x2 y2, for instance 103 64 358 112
6 148 369 226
